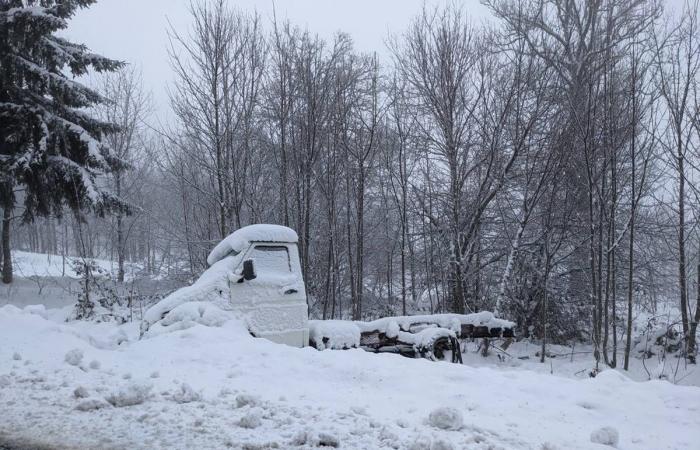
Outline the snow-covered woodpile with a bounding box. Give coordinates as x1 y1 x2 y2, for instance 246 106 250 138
309 312 515 362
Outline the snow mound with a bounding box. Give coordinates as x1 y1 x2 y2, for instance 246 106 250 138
143 301 237 337
235 393 261 408
64 348 83 366
291 429 340 448
105 382 153 407
309 320 360 350
429 439 454 450
238 408 263 429
141 256 237 330
73 386 89 398
75 398 111 412
171 383 202 404
207 224 298 266
428 406 463 430
23 304 47 319
590 427 619 447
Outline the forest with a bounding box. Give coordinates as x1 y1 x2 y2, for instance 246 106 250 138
2 0 700 371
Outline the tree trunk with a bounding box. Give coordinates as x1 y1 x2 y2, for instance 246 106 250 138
1 207 12 284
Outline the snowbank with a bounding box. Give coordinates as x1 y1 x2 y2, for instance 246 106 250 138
1 304 699 449
206 224 298 266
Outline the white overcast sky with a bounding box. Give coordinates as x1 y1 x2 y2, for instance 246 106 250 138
65 0 687 120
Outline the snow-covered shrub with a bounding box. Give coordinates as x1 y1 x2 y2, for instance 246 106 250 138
0 375 11 387
12 352 21 361
171 383 202 404
632 320 683 360
428 406 463 430
105 381 153 407
64 349 84 366
590 427 619 447
68 259 128 323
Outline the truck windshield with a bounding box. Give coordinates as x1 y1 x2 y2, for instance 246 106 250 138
251 246 291 274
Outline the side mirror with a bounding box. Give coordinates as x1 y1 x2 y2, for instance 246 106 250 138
242 259 257 281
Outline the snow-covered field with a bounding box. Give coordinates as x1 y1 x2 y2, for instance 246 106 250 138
2 304 699 450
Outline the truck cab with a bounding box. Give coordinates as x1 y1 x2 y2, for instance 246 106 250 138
141 224 309 347
225 232 309 347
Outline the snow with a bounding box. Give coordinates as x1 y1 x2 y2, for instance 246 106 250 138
141 256 237 329
427 407 463 431
358 311 514 335
590 427 620 447
309 320 361 349
1 304 700 449
206 224 299 266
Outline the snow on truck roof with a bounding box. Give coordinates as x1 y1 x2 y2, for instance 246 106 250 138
207 224 299 266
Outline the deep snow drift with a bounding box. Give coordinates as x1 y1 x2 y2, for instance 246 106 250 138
2 305 699 449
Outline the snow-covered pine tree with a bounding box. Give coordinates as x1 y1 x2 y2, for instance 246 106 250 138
0 0 127 283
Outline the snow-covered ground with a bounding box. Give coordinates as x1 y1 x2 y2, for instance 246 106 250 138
2 304 699 450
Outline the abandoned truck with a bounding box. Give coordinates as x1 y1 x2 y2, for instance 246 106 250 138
141 224 514 362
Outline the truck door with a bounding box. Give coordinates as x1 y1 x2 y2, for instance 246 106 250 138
231 243 308 347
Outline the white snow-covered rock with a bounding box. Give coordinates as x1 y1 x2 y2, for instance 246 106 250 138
428 406 463 430
590 427 619 447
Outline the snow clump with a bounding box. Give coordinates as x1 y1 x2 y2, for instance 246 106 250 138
105 381 153 407
64 349 83 366
291 429 340 448
12 352 21 361
75 398 111 412
235 393 261 408
171 383 202 404
73 386 89 398
590 427 619 447
238 408 262 429
428 406 463 430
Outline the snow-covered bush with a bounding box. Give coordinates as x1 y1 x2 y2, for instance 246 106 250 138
68 259 128 323
590 427 619 447
105 381 153 407
632 320 683 360
428 406 463 430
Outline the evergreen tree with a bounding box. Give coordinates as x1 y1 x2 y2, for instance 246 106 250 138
0 0 127 283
